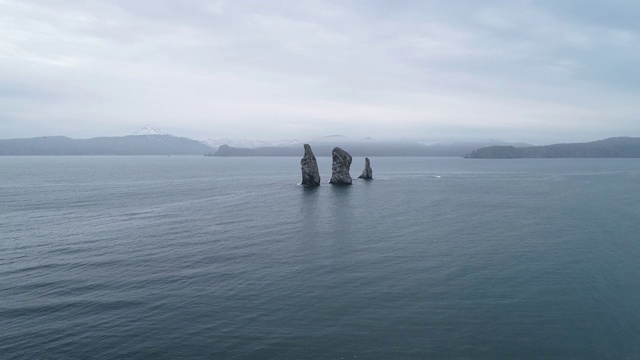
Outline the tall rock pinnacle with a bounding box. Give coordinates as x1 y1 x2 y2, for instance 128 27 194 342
329 147 353 185
358 157 373 180
300 144 321 186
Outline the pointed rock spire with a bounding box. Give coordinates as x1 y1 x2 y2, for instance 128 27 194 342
300 144 321 186
358 157 373 180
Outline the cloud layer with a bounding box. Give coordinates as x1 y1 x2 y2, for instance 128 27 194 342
1 0 638 143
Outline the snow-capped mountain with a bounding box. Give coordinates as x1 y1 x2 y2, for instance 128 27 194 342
202 138 300 149
131 125 166 136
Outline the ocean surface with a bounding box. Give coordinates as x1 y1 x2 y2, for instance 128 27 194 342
1 156 639 359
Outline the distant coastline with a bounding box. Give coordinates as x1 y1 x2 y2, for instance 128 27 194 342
464 137 640 159
2 134 640 158
0 135 212 156
207 141 531 157
0 134 528 157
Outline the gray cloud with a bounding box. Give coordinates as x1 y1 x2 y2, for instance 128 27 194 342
1 0 638 143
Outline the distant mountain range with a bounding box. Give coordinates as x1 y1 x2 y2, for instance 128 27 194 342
209 138 532 157
464 137 640 158
131 124 166 136
0 135 213 155
3 125 638 158
0 127 533 156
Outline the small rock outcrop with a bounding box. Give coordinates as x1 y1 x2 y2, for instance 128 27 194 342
300 144 321 186
358 157 373 180
329 147 353 185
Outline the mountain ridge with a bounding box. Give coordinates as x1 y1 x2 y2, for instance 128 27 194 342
0 134 213 155
131 125 165 136
6 132 636 157
210 140 532 157
464 137 640 158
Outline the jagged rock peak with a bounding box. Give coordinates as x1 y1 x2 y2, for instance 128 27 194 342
358 157 373 180
300 144 321 186
329 147 353 185
131 124 165 136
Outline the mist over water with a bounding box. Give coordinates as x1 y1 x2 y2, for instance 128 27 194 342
2 156 639 359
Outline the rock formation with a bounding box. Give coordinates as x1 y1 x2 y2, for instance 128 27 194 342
358 157 373 180
329 147 353 185
300 144 321 186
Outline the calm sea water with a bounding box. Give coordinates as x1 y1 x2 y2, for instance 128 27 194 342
1 156 639 359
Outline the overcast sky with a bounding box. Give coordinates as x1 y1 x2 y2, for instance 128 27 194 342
1 0 639 144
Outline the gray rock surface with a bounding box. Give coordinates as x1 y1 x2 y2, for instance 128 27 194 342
300 144 321 186
358 157 373 180
329 147 353 185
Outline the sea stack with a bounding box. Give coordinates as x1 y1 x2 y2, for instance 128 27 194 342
358 157 373 180
300 144 321 186
329 147 353 185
